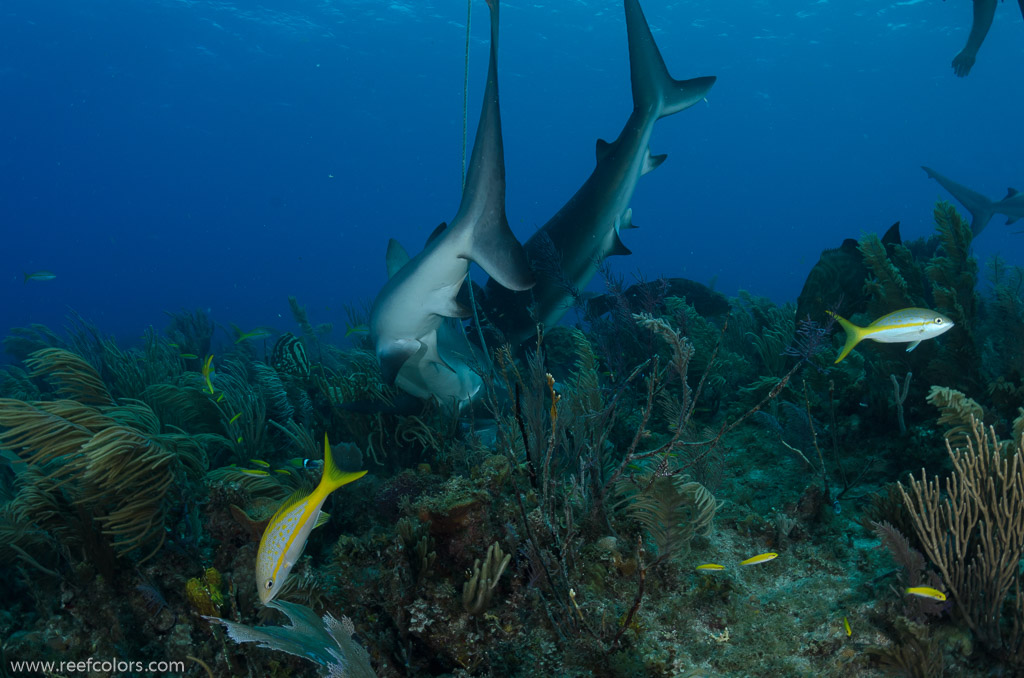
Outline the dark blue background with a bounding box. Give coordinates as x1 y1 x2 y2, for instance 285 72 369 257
2 0 1022 348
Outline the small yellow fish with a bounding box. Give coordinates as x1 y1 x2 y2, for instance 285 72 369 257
241 469 270 477
826 308 954 364
201 354 215 394
345 323 369 338
228 412 242 425
274 469 292 476
249 459 270 468
739 552 778 566
236 436 243 443
696 563 726 571
256 434 367 604
179 353 199 360
843 616 852 637
235 328 273 344
23 271 57 283
905 586 946 601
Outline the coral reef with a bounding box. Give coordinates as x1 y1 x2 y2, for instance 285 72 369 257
0 199 1021 677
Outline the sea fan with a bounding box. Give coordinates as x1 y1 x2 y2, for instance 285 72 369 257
206 600 375 678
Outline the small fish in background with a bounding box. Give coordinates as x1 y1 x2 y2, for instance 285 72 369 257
23 271 56 283
905 586 946 601
256 434 367 604
695 563 725 572
179 353 199 360
344 323 368 338
826 308 954 364
843 616 852 637
235 327 274 344
284 457 323 471
201 355 215 394
739 552 778 566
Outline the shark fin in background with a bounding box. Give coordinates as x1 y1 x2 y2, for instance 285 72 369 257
625 0 716 119
642 150 667 175
1008 216 1020 225
922 166 994 236
386 239 411 278
1006 188 1019 199
596 138 613 163
881 222 902 246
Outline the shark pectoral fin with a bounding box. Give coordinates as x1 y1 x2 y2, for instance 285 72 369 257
1005 188 1019 199
609 231 632 257
906 340 922 353
469 215 535 292
379 340 422 385
442 298 473 319
922 166 995 236
642 150 667 175
385 239 412 278
596 138 613 163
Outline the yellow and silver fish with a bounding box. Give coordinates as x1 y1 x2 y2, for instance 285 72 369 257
905 586 946 601
256 434 366 604
739 552 778 566
695 563 726 571
826 308 953 364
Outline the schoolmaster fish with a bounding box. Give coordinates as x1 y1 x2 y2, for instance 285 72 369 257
256 434 366 604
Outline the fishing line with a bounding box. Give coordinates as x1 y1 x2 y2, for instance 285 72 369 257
462 0 490 361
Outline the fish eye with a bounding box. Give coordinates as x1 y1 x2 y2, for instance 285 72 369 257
264 578 274 589
935 318 943 324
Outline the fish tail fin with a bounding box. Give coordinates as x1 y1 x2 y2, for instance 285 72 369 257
922 166 994 236
625 0 716 120
320 434 367 494
827 311 865 364
22 272 28 284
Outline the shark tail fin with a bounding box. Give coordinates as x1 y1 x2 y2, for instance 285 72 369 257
826 311 866 364
624 0 716 120
922 166 994 236
22 272 29 284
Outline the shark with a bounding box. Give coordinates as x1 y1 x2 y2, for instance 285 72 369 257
923 166 1024 236
369 0 532 407
480 0 716 346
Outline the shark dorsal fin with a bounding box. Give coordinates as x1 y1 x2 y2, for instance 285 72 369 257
425 222 448 247
1005 187 1019 200
385 239 411 278
596 138 613 164
641 149 667 175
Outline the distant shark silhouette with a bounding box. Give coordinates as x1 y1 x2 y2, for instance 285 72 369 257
923 166 1023 236
369 0 532 407
480 0 716 346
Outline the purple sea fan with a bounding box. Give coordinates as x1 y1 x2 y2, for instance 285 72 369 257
784 314 836 371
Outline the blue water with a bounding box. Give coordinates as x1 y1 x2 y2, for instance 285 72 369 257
2 0 1023 348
